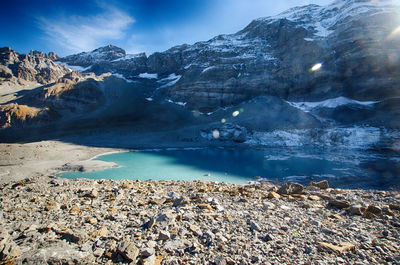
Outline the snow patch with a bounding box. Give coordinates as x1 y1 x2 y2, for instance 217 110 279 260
287 96 378 112
201 66 216 73
247 127 384 149
157 74 181 89
167 99 186 106
112 73 134 83
138 73 158 79
112 53 144 62
57 62 91 72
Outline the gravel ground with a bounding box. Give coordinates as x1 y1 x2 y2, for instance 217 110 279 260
1 176 399 265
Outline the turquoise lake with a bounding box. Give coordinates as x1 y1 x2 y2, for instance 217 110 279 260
60 148 400 189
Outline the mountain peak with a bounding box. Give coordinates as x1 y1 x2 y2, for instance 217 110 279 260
59 45 126 67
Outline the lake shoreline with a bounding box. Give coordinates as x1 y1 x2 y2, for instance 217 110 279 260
0 140 126 184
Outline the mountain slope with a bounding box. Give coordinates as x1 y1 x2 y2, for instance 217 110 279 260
60 0 400 112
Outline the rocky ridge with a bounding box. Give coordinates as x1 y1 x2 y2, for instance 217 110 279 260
1 177 399 264
0 47 70 85
0 71 111 128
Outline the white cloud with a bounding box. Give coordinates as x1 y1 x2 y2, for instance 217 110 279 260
37 7 134 54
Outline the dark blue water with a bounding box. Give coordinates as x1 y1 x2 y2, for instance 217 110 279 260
60 148 400 190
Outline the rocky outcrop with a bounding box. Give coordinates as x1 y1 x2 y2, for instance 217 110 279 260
0 71 111 128
0 47 69 85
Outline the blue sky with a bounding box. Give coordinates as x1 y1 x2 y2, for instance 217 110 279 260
0 0 334 57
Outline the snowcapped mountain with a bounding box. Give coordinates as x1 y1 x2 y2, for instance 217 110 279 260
59 0 400 113
58 45 126 67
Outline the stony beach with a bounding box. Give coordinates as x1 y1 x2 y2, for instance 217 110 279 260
1 176 399 265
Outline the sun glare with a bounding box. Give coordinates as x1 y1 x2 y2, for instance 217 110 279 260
387 25 400 40
311 63 322 72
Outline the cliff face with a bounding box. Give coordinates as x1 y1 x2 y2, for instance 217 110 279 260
0 71 111 128
0 47 70 85
59 0 400 112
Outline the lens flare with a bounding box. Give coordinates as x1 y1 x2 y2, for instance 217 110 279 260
311 63 322 72
212 130 220 139
387 25 400 40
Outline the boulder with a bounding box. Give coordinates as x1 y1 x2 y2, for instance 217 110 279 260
277 182 305 195
308 180 329 189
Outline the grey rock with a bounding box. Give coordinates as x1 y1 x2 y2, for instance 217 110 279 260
117 241 139 262
142 218 156 230
328 199 351 209
349 205 363 215
158 230 170 241
214 256 227 265
249 221 262 231
163 239 187 252
141 247 155 257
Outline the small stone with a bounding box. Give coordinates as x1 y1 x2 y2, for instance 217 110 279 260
308 180 329 189
121 181 135 189
117 241 139 262
366 205 382 215
389 203 400 211
45 200 60 211
163 239 186 252
197 203 213 210
141 248 155 257
267 192 281 199
189 224 203 237
277 182 304 195
214 256 227 265
311 220 321 227
69 205 82 215
349 205 362 215
263 234 274 242
250 221 261 232
308 195 321 201
263 202 276 211
88 189 98 198
142 218 156 230
104 252 113 259
318 242 355 254
328 199 350 209
226 257 236 265
363 211 377 219
172 197 189 207
158 230 170 241
87 218 98 224
93 248 105 257
91 227 108 238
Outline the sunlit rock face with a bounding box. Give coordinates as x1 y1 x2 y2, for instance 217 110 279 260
0 47 69 85
59 0 400 112
58 45 126 68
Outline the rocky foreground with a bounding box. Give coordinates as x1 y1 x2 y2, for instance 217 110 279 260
1 177 400 265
